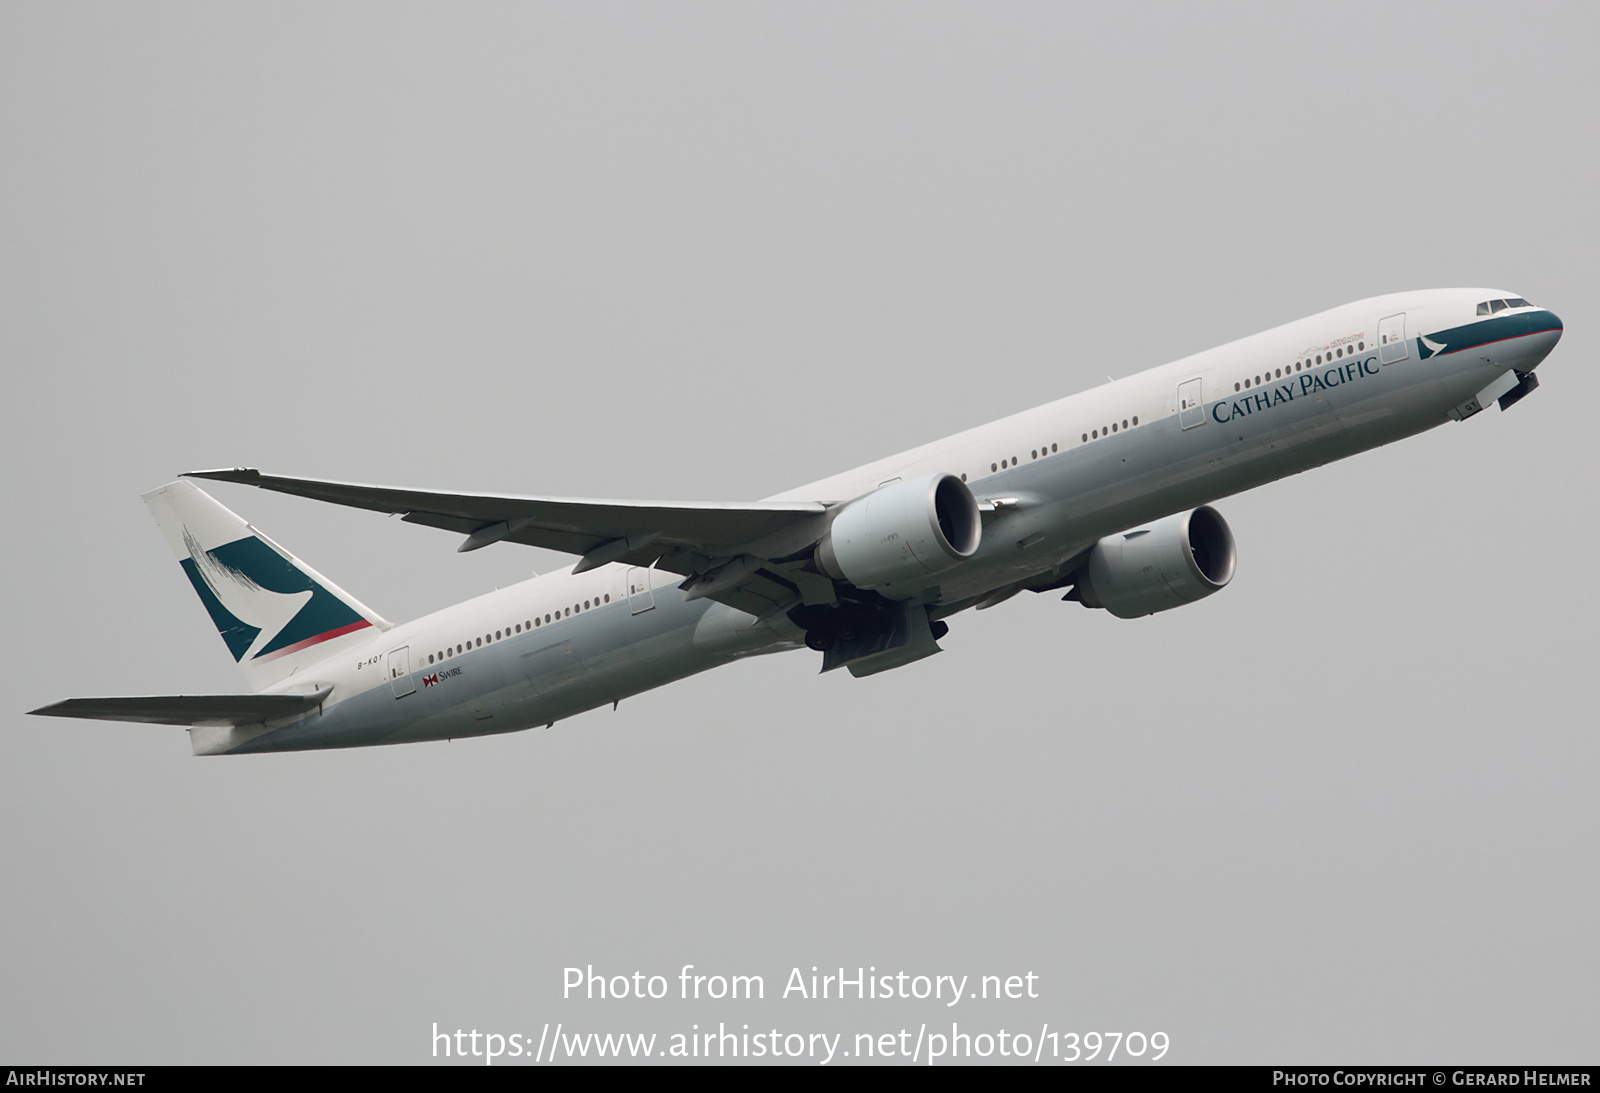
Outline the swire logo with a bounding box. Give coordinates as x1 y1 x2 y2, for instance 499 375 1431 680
422 667 462 688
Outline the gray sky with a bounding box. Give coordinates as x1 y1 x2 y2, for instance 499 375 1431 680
3 1 1596 1065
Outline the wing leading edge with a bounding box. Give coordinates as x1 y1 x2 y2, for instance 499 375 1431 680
183 468 835 618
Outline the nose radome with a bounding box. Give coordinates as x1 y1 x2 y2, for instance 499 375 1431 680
1525 309 1563 371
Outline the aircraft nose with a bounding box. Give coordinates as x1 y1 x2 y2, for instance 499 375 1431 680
1539 309 1563 354
1525 309 1563 369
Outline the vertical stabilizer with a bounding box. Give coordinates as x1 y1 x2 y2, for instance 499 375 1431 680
143 480 390 691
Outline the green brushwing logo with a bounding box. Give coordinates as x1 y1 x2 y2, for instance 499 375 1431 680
179 535 365 661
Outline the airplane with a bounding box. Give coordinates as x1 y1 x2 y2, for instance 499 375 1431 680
30 288 1563 755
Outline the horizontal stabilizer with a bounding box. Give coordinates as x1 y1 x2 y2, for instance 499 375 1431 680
29 688 330 727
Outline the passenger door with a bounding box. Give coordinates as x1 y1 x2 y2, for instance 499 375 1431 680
627 565 656 614
386 646 414 698
1378 313 1408 364
1177 377 1206 429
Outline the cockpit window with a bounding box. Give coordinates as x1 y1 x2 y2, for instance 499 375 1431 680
1478 297 1535 315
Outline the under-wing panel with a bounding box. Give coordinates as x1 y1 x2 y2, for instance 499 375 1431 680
185 469 827 571
184 468 833 618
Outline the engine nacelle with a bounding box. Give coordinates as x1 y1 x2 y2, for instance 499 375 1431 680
1075 506 1236 618
816 473 981 594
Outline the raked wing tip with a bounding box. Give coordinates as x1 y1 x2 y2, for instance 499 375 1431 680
182 467 261 483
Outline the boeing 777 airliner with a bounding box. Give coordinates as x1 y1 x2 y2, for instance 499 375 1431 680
31 288 1563 754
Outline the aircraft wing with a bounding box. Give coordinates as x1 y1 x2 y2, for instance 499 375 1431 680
184 468 834 618
30 689 331 727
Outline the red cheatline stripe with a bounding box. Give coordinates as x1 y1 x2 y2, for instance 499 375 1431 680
254 620 373 662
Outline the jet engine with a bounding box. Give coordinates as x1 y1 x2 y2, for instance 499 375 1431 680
1073 506 1236 618
815 473 981 595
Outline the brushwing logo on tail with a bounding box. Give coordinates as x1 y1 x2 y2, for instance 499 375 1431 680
178 530 371 662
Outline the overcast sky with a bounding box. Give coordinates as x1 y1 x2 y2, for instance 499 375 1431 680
3 1 1596 1065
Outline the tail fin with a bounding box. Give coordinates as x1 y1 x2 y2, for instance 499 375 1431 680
143 480 390 691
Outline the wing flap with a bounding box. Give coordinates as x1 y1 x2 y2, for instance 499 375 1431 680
29 689 330 727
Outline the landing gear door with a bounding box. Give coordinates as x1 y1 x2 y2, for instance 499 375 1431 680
387 646 414 698
627 565 656 614
1378 313 1408 364
1177 377 1206 429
